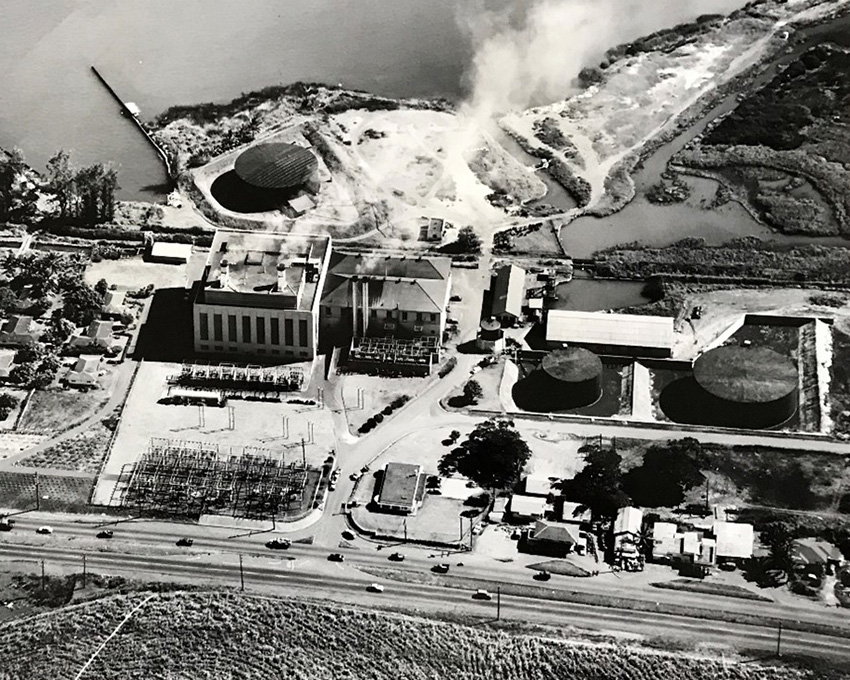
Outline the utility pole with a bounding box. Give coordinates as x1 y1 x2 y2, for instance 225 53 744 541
705 475 711 515
301 438 306 468
34 471 40 511
496 586 501 621
82 555 87 589
776 621 782 657
403 518 408 542
459 516 463 544
239 554 245 592
40 560 45 594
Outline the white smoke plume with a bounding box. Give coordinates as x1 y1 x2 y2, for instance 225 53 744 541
459 0 749 121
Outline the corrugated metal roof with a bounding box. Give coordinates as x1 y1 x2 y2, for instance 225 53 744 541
492 264 525 318
546 310 674 349
532 519 581 544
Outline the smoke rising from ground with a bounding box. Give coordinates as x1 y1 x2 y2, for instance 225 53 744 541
459 0 749 121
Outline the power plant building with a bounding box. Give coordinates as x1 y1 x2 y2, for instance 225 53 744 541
319 252 452 344
546 310 674 358
191 229 332 360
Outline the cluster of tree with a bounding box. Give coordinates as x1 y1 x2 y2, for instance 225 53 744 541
532 118 579 160
441 226 482 255
11 342 61 389
448 379 483 408
594 237 850 285
559 438 706 519
0 148 38 224
0 393 19 421
438 418 531 491
356 395 411 434
44 150 119 224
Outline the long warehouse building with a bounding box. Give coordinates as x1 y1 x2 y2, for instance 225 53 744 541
545 310 674 358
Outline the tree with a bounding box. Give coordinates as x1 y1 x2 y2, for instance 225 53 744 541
623 438 706 508
761 521 796 572
0 148 38 224
438 418 531 491
561 444 630 519
74 162 118 223
455 226 481 254
9 362 36 387
462 379 483 405
62 282 103 326
0 287 18 316
45 149 75 219
94 278 109 297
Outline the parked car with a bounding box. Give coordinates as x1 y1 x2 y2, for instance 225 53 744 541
36 526 53 535
367 583 385 593
328 553 345 562
329 483 337 491
342 530 355 541
450 294 463 302
360 465 370 474
473 589 492 600
432 563 450 573
96 530 114 539
388 552 405 562
534 570 551 581
718 560 737 572
176 538 194 547
266 539 292 550
350 472 362 482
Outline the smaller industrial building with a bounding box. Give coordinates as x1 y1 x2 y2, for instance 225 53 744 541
373 462 426 515
491 264 525 324
651 520 753 566
545 310 674 358
524 474 553 497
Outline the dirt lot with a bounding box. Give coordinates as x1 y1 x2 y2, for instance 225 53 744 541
339 374 426 435
84 253 206 292
91 361 337 506
17 387 111 435
15 422 113 474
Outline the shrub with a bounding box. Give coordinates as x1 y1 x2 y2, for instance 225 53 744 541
373 413 384 424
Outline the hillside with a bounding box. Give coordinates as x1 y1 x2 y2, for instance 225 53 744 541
0 590 836 680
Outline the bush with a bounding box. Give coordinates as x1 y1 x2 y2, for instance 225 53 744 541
373 413 384 424
0 393 19 410
382 405 393 416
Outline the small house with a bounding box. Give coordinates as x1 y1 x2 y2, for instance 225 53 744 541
524 519 583 557
101 290 127 319
713 521 754 561
374 462 426 515
64 355 100 390
0 315 40 348
69 320 120 354
561 501 591 525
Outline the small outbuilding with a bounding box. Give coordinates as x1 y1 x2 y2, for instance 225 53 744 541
524 519 582 557
288 194 316 216
491 264 525 323
476 317 505 353
101 291 127 318
149 241 193 264
524 474 553 497
509 494 548 521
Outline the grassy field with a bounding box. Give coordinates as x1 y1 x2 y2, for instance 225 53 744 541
0 590 833 680
18 390 108 434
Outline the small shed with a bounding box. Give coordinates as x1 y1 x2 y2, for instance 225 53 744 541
102 290 126 318
288 194 316 216
561 501 591 525
149 241 193 264
525 519 582 557
524 474 552 497
491 264 525 322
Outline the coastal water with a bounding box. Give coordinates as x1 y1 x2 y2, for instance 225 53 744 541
1 0 752 201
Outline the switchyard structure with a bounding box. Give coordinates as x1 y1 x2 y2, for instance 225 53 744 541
111 438 317 519
348 336 440 376
168 362 304 393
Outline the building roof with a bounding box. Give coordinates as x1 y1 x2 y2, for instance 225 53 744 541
713 521 754 559
65 355 100 386
150 241 193 262
491 264 525 318
234 143 318 189
562 501 591 524
531 519 581 544
0 349 15 378
694 346 798 404
524 474 552 496
377 462 425 509
329 252 451 281
199 229 331 312
793 538 843 565
288 194 315 214
652 521 680 556
102 291 126 314
0 316 40 347
510 494 548 517
546 310 674 350
1 315 32 335
614 506 643 536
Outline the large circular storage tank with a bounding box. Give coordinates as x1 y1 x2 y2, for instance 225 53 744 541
534 347 603 410
693 345 798 428
234 143 318 190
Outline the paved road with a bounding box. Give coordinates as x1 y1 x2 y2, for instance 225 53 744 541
2 539 849 662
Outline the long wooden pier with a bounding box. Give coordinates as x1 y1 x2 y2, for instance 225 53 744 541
90 65 175 180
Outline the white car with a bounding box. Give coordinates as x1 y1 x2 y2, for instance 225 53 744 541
36 526 53 535
368 583 385 593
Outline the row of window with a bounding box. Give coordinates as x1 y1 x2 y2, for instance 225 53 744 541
198 345 310 358
199 312 309 347
323 306 437 323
